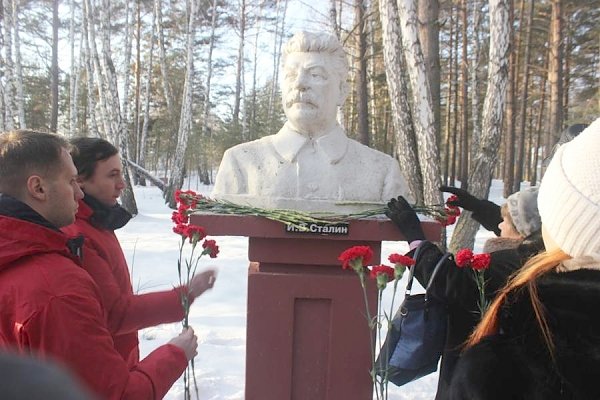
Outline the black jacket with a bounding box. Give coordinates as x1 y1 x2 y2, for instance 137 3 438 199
449 268 600 400
410 233 544 399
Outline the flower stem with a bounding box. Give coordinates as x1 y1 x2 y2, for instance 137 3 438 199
358 272 379 400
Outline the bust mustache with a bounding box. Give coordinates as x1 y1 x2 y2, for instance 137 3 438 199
285 92 318 109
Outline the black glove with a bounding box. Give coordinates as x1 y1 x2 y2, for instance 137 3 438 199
439 185 502 235
385 196 425 242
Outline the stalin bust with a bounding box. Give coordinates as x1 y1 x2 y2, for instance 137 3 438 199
212 31 412 212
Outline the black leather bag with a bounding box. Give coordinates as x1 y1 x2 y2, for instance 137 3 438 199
375 245 452 386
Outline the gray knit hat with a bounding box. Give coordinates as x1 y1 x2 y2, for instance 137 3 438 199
538 117 600 259
506 186 541 237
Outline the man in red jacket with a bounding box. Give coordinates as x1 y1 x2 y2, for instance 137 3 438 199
0 130 197 399
62 137 217 367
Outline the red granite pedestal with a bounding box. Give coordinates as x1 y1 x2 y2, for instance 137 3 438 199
190 214 442 400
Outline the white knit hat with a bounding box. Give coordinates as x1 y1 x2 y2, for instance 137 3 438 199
506 186 541 237
538 117 600 259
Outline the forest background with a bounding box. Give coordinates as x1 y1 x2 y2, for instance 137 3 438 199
0 0 598 250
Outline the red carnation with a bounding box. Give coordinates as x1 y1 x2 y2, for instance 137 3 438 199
445 206 461 217
174 189 184 204
173 223 187 236
370 265 395 281
446 195 459 206
455 248 474 267
171 210 189 225
388 253 415 267
186 225 206 244
202 239 219 258
338 246 373 270
471 253 491 271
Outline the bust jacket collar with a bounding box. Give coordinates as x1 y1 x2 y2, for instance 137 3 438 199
270 122 350 165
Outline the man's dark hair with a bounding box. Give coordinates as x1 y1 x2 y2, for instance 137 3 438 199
70 137 119 179
0 130 69 197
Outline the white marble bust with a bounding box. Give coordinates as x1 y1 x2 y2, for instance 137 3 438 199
212 31 412 212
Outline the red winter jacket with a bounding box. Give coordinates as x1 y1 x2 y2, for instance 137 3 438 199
62 199 188 365
0 214 187 399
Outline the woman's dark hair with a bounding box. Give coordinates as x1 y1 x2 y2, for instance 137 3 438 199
70 137 119 179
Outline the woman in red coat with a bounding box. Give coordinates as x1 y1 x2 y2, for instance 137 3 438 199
62 137 217 366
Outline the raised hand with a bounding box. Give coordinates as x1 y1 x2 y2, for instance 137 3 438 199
385 196 425 242
188 269 218 299
439 185 481 211
439 185 502 235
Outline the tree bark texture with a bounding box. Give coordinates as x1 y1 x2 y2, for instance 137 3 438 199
449 0 509 252
379 0 423 203
166 0 196 208
396 0 443 208
547 0 563 147
355 0 369 145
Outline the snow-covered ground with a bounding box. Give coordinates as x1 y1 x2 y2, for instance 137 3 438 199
121 181 507 399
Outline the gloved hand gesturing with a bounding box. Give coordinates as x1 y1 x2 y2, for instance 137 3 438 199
439 185 481 211
385 196 425 242
439 185 502 235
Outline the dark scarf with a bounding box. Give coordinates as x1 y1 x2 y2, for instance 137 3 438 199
0 193 84 258
83 194 132 230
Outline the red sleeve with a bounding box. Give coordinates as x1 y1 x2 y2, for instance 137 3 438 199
24 293 187 400
83 243 188 334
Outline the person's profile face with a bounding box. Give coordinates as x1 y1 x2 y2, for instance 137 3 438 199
45 149 84 228
281 52 344 134
79 154 125 207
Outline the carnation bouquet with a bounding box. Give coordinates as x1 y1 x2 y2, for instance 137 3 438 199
172 190 220 400
338 245 415 400
455 248 491 316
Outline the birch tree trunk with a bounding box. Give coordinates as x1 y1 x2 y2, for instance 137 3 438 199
12 0 24 128
201 0 218 184
449 0 509 252
82 5 100 137
396 0 443 207
120 0 133 157
367 2 378 143
156 0 174 116
330 0 340 38
250 3 263 128
418 0 440 138
83 0 111 139
99 0 137 213
355 0 369 145
267 0 288 127
165 0 196 208
139 2 157 187
469 0 482 156
442 2 456 184
459 0 469 186
69 0 80 137
503 0 516 196
0 6 4 131
50 0 59 132
379 0 422 203
3 0 16 130
232 0 245 128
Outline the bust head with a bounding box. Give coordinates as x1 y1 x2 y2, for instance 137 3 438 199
281 31 350 137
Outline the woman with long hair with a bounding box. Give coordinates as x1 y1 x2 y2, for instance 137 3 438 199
449 118 600 400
